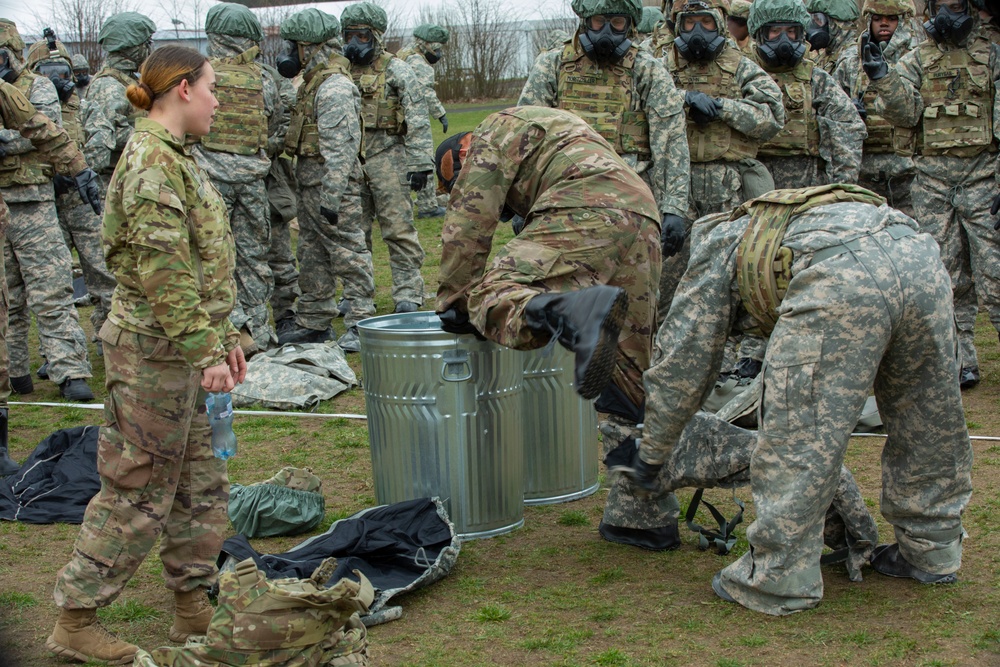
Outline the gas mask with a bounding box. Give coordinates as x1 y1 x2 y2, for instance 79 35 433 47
756 25 807 69
424 48 443 64
924 0 974 44
674 20 726 62
38 61 75 102
579 14 633 63
0 50 17 83
805 12 832 50
276 40 301 78
344 28 376 66
74 72 90 87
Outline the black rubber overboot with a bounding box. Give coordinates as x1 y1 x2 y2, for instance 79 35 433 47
870 543 957 584
525 286 629 400
598 520 681 551
0 408 19 476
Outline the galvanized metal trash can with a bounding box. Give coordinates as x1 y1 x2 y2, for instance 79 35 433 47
358 312 524 540
521 346 599 505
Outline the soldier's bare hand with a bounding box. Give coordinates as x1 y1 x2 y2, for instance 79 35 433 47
227 346 247 385
201 362 235 393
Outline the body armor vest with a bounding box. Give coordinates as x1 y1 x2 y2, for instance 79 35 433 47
285 56 353 158
757 58 820 158
91 66 145 168
670 47 758 162
735 184 886 336
917 36 996 157
201 47 267 156
0 72 54 188
351 53 404 135
555 42 651 160
60 90 84 149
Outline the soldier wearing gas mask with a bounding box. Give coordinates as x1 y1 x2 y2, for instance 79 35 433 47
750 0 866 190
70 54 90 97
804 0 861 73
517 0 690 553
0 19 101 402
832 0 921 216
24 32 115 366
273 9 367 350
337 2 433 345
865 0 1000 391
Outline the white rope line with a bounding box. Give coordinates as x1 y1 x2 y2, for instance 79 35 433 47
8 401 368 421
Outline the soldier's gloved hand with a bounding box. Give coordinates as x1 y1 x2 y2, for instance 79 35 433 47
73 168 102 215
612 437 664 497
990 192 1000 230
438 307 486 339
862 33 888 81
660 214 688 258
320 206 338 226
407 171 431 192
685 90 719 126
53 174 74 197
439 114 448 133
511 214 527 235
852 98 868 120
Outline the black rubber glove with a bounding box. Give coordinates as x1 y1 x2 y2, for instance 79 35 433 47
852 98 868 120
438 307 486 339
862 33 888 81
407 171 431 192
439 114 448 133
609 437 664 497
320 206 338 226
53 174 74 197
990 192 1000 230
660 214 687 258
73 168 102 215
685 90 719 125
510 214 527 235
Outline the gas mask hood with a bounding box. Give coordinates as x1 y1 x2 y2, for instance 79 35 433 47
579 18 633 63
924 1 974 44
344 29 377 65
675 21 726 61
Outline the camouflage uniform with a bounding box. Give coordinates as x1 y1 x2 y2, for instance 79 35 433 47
832 1 921 215
642 192 972 615
805 0 861 73
192 20 280 351
25 38 115 340
0 25 92 386
53 117 239 609
868 17 1000 376
282 11 367 335
397 24 449 216
343 3 432 311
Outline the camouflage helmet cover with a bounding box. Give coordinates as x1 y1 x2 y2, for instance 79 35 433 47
205 2 264 41
413 23 449 44
571 0 644 24
805 0 860 21
71 53 89 70
340 2 389 33
25 38 72 70
861 0 916 17
0 19 25 52
638 6 666 31
729 0 752 19
670 0 732 22
280 8 341 44
98 12 156 52
748 0 811 35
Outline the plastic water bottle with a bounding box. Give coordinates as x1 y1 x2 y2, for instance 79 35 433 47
206 392 238 460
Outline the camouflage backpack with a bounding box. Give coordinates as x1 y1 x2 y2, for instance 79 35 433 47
134 558 374 667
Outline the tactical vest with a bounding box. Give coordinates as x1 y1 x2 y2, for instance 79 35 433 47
757 58 820 158
91 66 145 167
201 47 267 156
0 72 54 188
734 184 886 336
351 52 404 135
671 47 758 162
555 42 651 160
61 91 84 149
285 56 354 158
916 36 996 157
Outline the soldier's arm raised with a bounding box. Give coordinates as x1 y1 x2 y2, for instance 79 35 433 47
870 47 923 127
0 80 87 177
717 57 785 142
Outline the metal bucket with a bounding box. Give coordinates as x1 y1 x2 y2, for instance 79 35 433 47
521 346 599 505
358 312 524 540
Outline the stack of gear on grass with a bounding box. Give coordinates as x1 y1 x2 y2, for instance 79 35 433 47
804 0 861 72
863 0 1000 391
133 557 373 667
274 8 368 352
0 19 101 402
397 23 450 218
191 2 281 357
231 341 357 410
24 30 116 371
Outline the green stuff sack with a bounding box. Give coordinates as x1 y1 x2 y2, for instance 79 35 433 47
229 467 325 538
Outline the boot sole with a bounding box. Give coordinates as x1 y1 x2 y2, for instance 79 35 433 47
46 637 136 665
577 289 629 400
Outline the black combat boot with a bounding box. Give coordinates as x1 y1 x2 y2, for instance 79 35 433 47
525 285 629 400
0 408 19 476
277 326 333 346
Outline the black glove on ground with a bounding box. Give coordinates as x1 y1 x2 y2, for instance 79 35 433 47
685 90 720 125
862 33 888 81
320 206 338 226
660 214 687 257
407 171 431 192
73 168 102 215
438 307 486 339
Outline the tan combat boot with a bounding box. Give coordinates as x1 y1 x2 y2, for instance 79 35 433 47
46 608 138 665
168 589 214 642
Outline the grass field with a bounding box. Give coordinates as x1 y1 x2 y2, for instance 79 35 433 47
1 105 999 666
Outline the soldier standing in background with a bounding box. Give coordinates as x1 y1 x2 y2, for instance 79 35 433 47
70 53 90 97
728 0 754 53
832 0 921 215
517 0 691 551
0 80 103 473
192 2 279 357
25 34 115 368
805 0 862 72
397 23 450 219
340 2 433 327
864 0 1000 390
275 9 366 349
0 19 97 401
